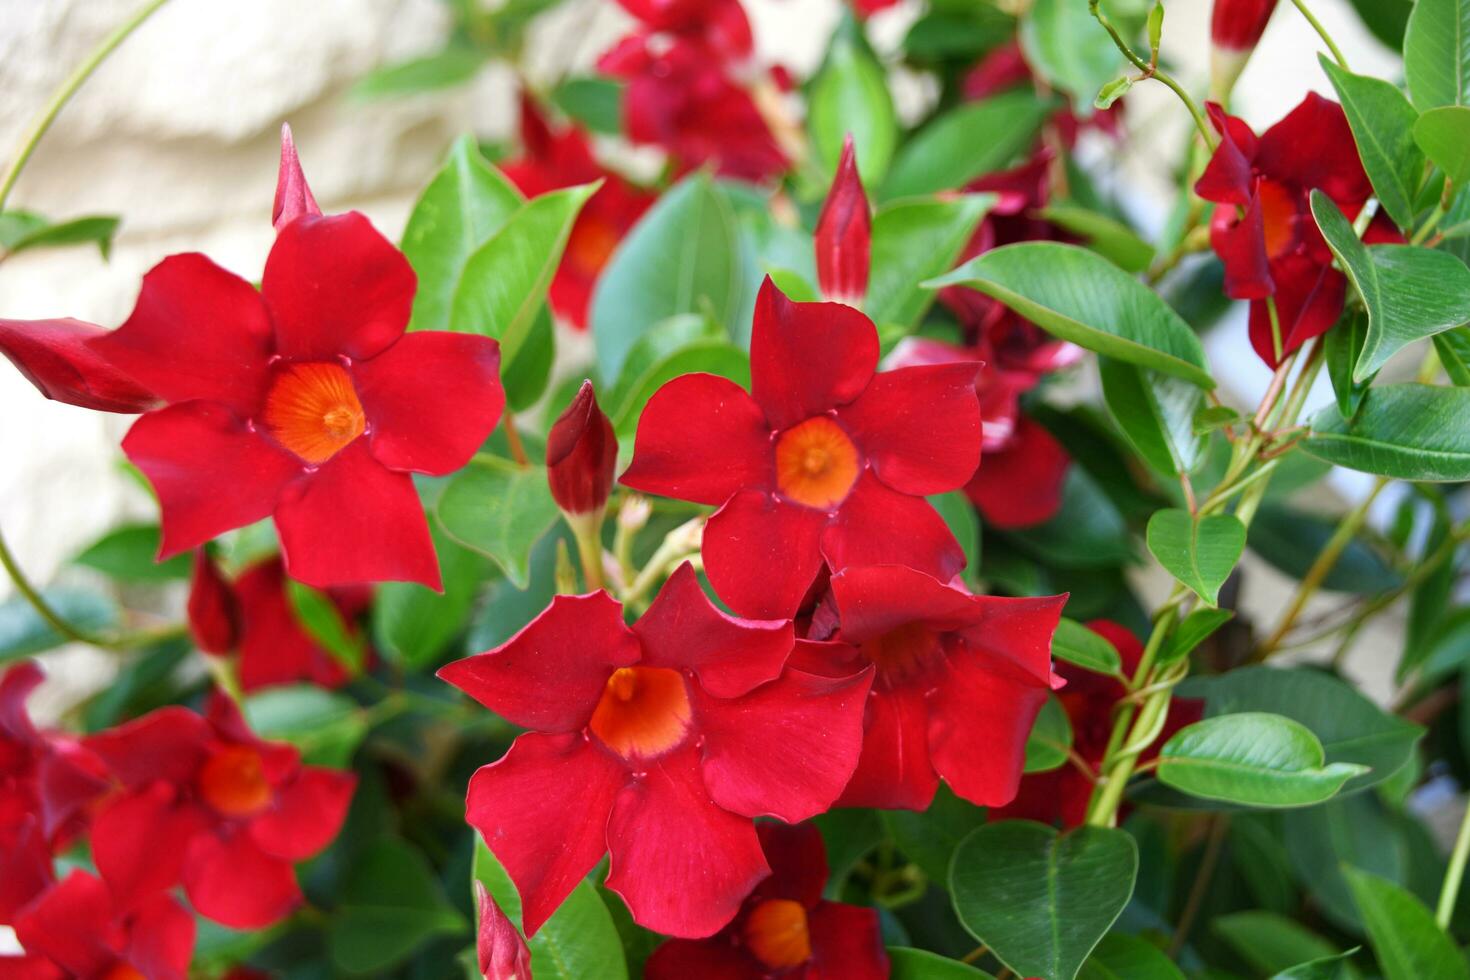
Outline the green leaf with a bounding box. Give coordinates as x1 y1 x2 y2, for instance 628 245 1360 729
590 173 741 381
1249 504 1401 594
1284 793 1410 931
1311 193 1470 381
1020 0 1134 104
889 947 997 979
552 77 623 136
1099 359 1204 476
1272 951 1363 979
1051 617 1122 675
436 456 561 588
1320 58 1425 231
1178 666 1424 795
1303 383 1470 481
1213 910 1345 976
928 242 1214 387
1404 0 1470 111
814 808 886 896
1145 509 1245 605
503 303 556 411
402 136 523 332
1024 694 1075 773
1006 466 1133 569
883 784 988 882
1079 933 1185 980
868 193 993 331
1346 0 1411 50
1345 868 1470 980
242 685 367 767
606 327 751 438
1415 105 1470 186
1434 325 1470 384
931 491 982 590
1325 309 1373 419
451 181 598 364
1094 76 1132 110
950 822 1137 980
1041 204 1155 273
73 525 189 582
0 211 120 259
328 837 466 973
284 580 364 675
473 838 628 980
809 36 897 185
350 47 486 99
373 526 489 671
1157 713 1368 807
883 91 1054 200
1158 607 1233 666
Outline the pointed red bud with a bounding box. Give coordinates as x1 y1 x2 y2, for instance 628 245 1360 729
1209 0 1279 101
187 549 241 656
273 123 322 231
546 380 618 516
475 881 532 980
0 318 157 413
814 134 871 307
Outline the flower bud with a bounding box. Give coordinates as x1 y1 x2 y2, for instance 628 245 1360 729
1209 0 1279 102
475 881 532 980
188 549 240 655
814 134 871 307
0 318 157 413
546 380 618 517
272 123 322 231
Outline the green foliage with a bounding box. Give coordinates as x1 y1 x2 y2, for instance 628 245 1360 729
808 34 898 185
883 92 1054 200
1304 383 1470 481
1051 617 1123 675
436 455 561 589
327 837 467 973
1145 509 1246 606
1158 713 1368 807
0 210 119 259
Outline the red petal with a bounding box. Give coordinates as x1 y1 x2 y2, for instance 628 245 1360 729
0 318 157 413
85 706 212 788
11 872 114 977
125 892 196 980
545 380 617 515
1247 258 1346 367
1195 103 1258 206
187 550 240 655
753 820 828 908
703 491 828 619
838 363 982 495
605 745 768 938
750 279 878 430
1209 196 1275 300
122 402 301 558
261 213 414 362
272 123 323 231
1086 620 1145 674
814 135 871 306
835 684 939 810
1211 0 1279 50
0 660 41 743
466 733 625 936
182 828 301 929
475 881 532 980
821 472 964 581
697 666 871 823
90 254 274 415
354 331 505 476
234 557 348 693
0 819 53 923
991 766 1093 829
634 563 793 697
807 901 889 980
828 564 985 642
644 940 763 980
439 592 640 732
620 373 772 506
91 785 209 910
1256 93 1370 206
273 441 439 589
965 416 1071 530
248 767 355 861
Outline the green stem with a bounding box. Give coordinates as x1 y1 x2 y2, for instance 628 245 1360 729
1088 0 1217 150
1289 0 1349 70
0 0 172 212
1438 797 1470 928
0 528 109 647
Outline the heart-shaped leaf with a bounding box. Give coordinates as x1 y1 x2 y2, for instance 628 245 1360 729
1146 509 1245 605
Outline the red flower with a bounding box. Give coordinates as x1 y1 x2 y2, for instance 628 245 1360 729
800 565 1064 810
235 557 371 693
438 565 872 938
813 135 871 307
88 210 505 588
995 621 1202 827
966 416 1071 530
3 872 194 980
500 98 654 329
545 380 618 518
475 882 532 980
187 550 241 656
1195 94 1400 366
0 318 157 414
84 692 355 928
621 279 982 619
1212 0 1279 51
614 0 754 64
644 822 888 980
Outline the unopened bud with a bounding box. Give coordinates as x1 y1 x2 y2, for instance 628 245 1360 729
187 549 240 655
1209 0 1280 102
475 881 532 980
814 134 871 307
546 381 618 516
273 123 322 231
618 494 652 534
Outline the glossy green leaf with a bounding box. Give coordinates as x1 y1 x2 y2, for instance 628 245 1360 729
503 303 556 412
868 194 993 331
1158 713 1368 807
1006 466 1133 569
1433 325 1470 384
284 581 364 675
1324 309 1372 419
884 784 988 882
1272 950 1363 979
606 322 750 437
814 808 886 896
1405 0 1470 111
1214 911 1344 976
1051 617 1122 675
1079 933 1185 980
931 491 982 590
883 91 1053 200
1159 607 1233 666
1346 868 1470 980
73 525 189 582
1415 105 1470 186
1311 193 1470 381
1303 383 1470 481
889 947 996 979
402 136 523 332
1146 509 1245 605
928 242 1214 387
591 173 741 381
552 77 623 135
0 589 116 662
1321 58 1425 230
950 822 1137 980
242 685 367 768
350 47 486 99
0 210 119 259
809 36 897 185
1020 0 1133 104
1099 359 1204 476
1024 694 1075 774
328 837 466 973
373 527 489 670
1346 0 1411 50
451 181 597 365
436 456 561 589
1042 204 1154 273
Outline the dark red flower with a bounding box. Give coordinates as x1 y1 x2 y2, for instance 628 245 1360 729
1195 94 1401 366
621 278 982 619
187 550 241 656
644 822 888 980
236 556 369 693
3 871 194 980
799 565 1064 810
500 97 654 329
0 318 157 414
614 0 754 64
475 881 532 980
88 208 505 589
546 380 618 517
1212 0 1279 51
965 415 1071 530
273 123 322 231
84 692 355 928
814 135 871 307
438 565 872 938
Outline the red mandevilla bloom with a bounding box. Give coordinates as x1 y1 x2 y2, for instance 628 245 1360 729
621 278 982 619
0 318 158 414
187 550 241 656
1195 94 1401 366
474 882 533 980
644 822 888 980
438 564 872 938
545 380 618 518
2 871 194 980
801 564 1065 810
84 692 355 929
813 135 871 307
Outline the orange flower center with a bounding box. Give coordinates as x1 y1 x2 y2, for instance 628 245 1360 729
101 965 146 980
588 666 692 760
567 215 620 276
774 416 861 510
744 899 813 970
198 744 274 818
261 361 366 464
1258 180 1298 260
